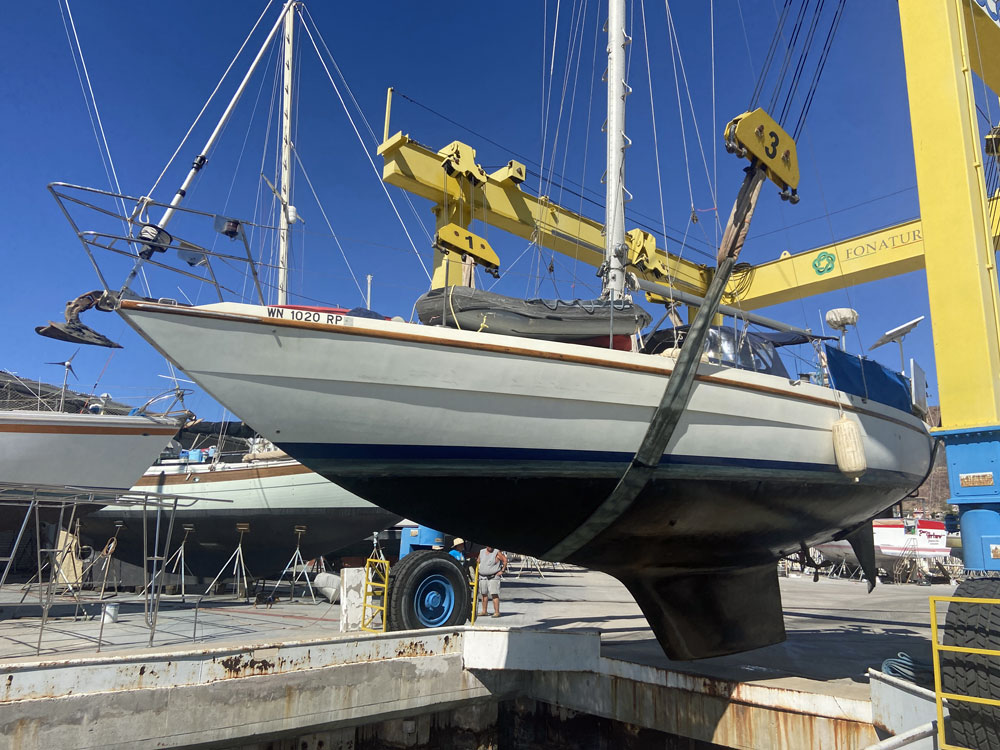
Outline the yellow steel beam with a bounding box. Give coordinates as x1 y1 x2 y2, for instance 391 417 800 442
378 132 710 296
899 0 1000 429
731 220 925 310
962 1 1000 91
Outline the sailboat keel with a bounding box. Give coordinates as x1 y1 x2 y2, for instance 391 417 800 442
619 563 784 660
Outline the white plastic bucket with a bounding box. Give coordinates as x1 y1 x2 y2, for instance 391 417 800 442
102 602 120 624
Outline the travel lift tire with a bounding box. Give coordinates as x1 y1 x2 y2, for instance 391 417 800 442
943 578 1000 749
386 550 471 631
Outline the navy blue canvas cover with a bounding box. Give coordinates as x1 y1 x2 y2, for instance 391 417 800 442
824 344 911 413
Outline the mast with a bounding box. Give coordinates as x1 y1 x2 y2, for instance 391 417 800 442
277 4 296 305
604 0 629 300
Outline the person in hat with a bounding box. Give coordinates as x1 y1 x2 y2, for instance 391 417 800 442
449 537 466 562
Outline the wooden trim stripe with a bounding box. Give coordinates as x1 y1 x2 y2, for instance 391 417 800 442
136 461 314 486
0 422 177 436
119 300 929 436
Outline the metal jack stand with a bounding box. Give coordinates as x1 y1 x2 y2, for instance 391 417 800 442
142 524 195 603
192 523 252 641
269 525 317 604
515 555 546 579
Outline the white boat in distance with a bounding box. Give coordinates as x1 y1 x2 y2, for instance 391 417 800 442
815 518 950 567
83 452 402 575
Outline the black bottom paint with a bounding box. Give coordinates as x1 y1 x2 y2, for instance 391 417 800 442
298 456 922 659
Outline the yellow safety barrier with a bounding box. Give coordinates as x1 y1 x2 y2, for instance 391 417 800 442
470 560 480 625
929 595 1000 749
361 557 390 633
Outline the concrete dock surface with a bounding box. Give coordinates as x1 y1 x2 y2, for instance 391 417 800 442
0 565 952 702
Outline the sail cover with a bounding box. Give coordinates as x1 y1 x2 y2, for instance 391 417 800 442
416 286 652 340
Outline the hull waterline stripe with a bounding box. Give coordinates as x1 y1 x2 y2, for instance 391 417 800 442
117 300 928 436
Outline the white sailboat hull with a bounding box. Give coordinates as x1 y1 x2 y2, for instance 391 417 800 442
0 410 179 530
815 519 951 567
0 410 178 491
118 300 934 657
84 457 401 574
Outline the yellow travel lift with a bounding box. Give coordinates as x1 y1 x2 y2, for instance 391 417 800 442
376 2 1000 744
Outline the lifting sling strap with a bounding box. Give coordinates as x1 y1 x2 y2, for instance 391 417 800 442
544 165 767 562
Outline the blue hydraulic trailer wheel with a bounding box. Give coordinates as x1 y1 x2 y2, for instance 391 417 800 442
387 550 470 631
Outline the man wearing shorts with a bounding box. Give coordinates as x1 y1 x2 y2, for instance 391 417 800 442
478 546 508 617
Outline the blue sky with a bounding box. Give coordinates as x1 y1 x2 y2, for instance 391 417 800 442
0 1 966 418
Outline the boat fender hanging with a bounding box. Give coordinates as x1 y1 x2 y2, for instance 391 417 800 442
832 415 866 480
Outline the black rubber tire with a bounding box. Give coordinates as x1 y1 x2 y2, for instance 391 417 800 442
386 550 471 631
943 578 1000 749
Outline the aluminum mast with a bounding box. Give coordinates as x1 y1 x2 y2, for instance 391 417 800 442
604 0 630 300
277 4 296 305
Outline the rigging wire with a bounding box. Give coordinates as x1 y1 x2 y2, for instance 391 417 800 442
792 0 846 139
778 0 825 125
532 0 566 296
213 35 279 303
300 6 433 247
711 0 718 247
664 3 696 225
566 1 604 298
767 0 813 113
537 0 590 297
560 0 598 298
752 186 917 239
58 0 151 298
298 16 431 281
663 0 721 223
145 0 276 200
292 146 367 304
639 0 674 299
735 0 758 87
750 0 792 109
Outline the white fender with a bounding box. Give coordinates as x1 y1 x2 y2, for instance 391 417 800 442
832 415 866 479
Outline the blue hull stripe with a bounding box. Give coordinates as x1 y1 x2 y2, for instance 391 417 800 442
284 442 841 474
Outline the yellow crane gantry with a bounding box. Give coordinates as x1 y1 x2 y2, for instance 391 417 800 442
378 1 1000 435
